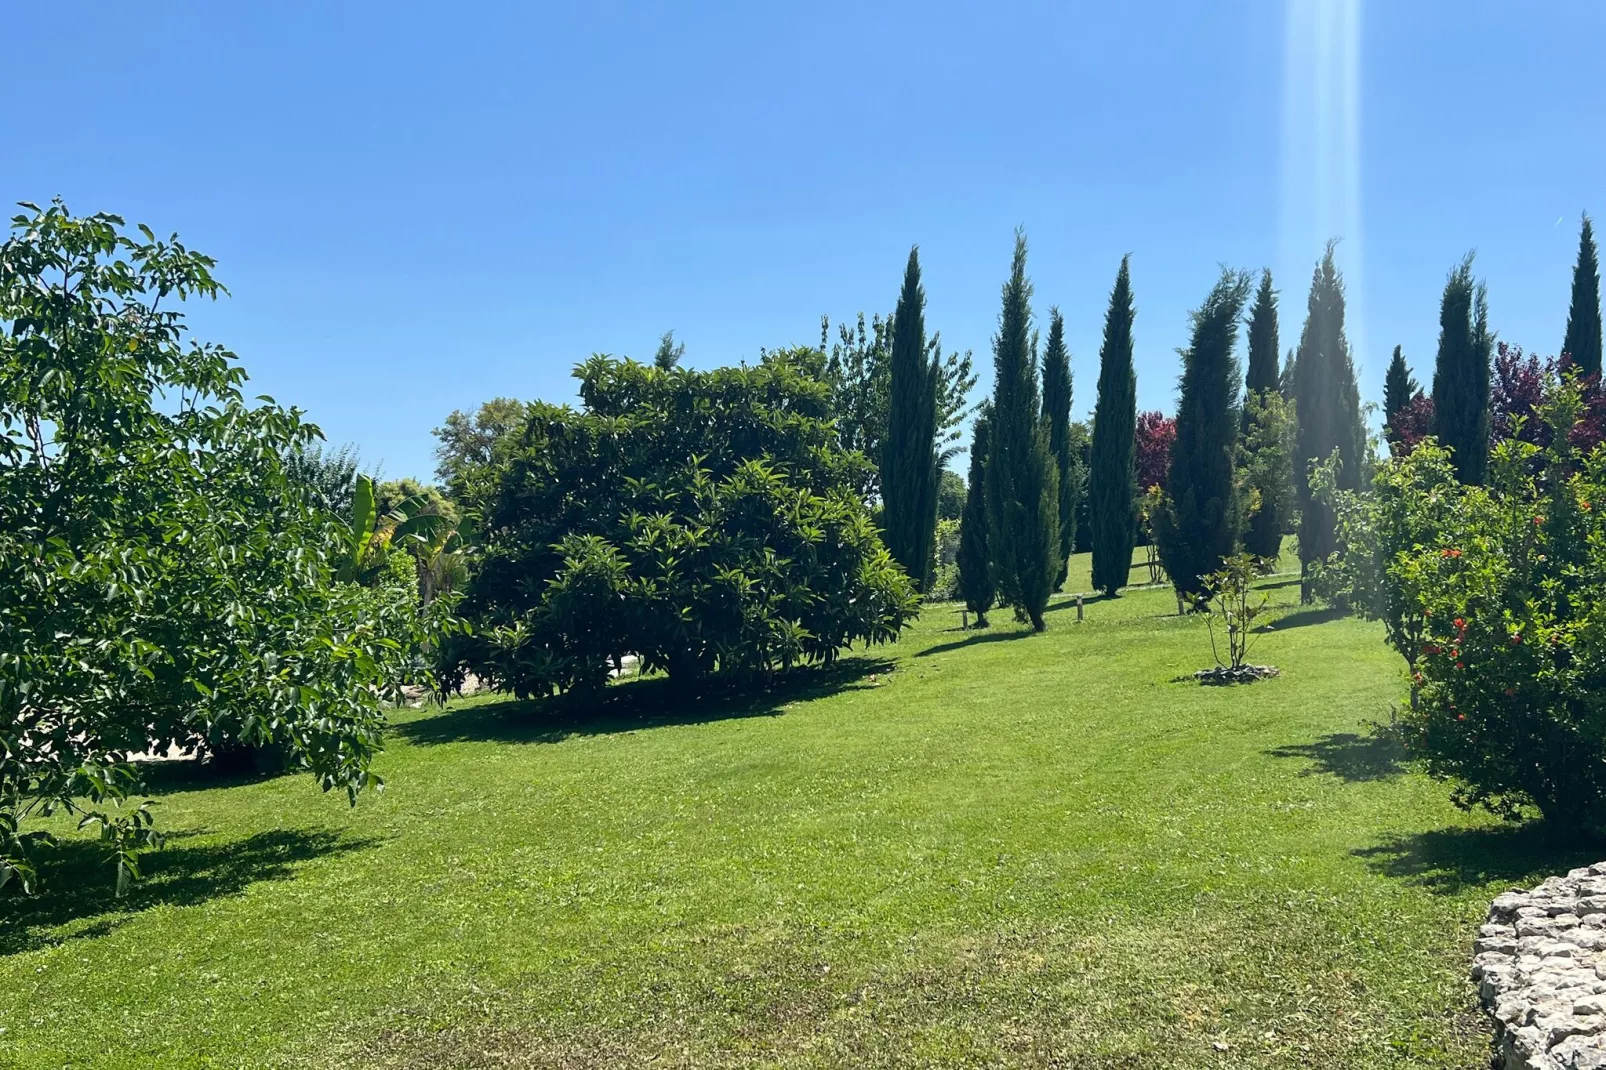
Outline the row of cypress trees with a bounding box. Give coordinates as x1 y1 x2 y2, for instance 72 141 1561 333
1382 216 1600 489
938 214 1603 624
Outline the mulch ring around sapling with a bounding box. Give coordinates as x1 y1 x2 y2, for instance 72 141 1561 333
1193 664 1281 685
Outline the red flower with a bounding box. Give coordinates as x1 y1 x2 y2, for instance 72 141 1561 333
1511 633 1522 645
1455 661 1465 669
1457 713 1466 721
1454 618 1466 631
1440 548 1463 559
1534 515 1546 526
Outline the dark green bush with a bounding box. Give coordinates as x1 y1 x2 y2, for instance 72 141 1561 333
449 351 918 697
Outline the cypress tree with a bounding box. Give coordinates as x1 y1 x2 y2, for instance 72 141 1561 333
1382 345 1417 435
1040 308 1076 589
1089 256 1138 596
1240 270 1285 560
1291 243 1366 600
1155 269 1252 601
984 231 1061 631
882 247 941 590
1244 270 1280 399
1563 215 1602 379
957 406 995 626
1431 254 1493 484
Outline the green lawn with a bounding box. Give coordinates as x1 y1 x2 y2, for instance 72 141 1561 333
3 550 1591 1069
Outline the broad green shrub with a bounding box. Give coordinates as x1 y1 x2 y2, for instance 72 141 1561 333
448 351 918 698
1344 376 1606 834
0 203 447 894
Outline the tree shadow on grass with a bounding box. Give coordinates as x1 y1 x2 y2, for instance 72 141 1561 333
133 757 290 798
1353 823 1602 896
1045 592 1116 613
396 654 895 747
1265 731 1409 782
0 827 379 957
914 628 1035 658
1256 605 1350 632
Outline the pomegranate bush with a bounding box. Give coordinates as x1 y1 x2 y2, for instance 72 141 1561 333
1379 379 1606 833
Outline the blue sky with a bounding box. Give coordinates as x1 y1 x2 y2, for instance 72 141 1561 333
7 1 1603 481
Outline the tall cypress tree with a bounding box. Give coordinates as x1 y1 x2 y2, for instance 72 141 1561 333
1040 308 1076 589
957 406 995 626
984 231 1061 631
1383 344 1417 435
1563 215 1603 379
1156 269 1252 601
1089 256 1138 596
1291 243 1366 600
1244 270 1280 399
1240 270 1285 560
882 247 941 590
1431 254 1493 485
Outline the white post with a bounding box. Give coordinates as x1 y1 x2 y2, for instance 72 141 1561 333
1076 594 1084 621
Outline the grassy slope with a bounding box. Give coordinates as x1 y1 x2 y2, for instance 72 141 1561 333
3 549 1594 1069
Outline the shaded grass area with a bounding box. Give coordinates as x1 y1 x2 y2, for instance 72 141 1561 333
0 543 1575 1068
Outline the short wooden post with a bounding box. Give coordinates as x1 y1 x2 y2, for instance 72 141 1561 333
961 609 969 630
1076 594 1084 621
1177 592 1186 616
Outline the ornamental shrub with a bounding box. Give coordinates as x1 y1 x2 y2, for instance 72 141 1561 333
450 351 918 697
1358 375 1606 833
1 203 446 895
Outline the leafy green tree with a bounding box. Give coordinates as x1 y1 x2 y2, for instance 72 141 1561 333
1563 215 1602 379
882 248 941 591
1069 419 1093 552
283 442 361 515
984 231 1061 631
337 474 454 586
1040 308 1077 589
432 397 527 517
0 203 440 895
452 351 916 697
1291 243 1366 599
1155 269 1253 601
822 312 892 469
822 311 977 494
1431 254 1493 484
653 329 685 371
1383 344 1417 443
957 406 995 626
1089 256 1138 595
375 477 455 523
937 468 966 521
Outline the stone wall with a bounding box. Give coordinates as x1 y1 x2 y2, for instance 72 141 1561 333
1474 863 1606 1069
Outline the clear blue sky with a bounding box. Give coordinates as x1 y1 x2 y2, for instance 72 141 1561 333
7 1 1602 481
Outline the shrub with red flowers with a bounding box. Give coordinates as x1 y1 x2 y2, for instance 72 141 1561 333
1373 376 1606 833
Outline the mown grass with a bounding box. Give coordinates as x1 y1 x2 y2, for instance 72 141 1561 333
2 546 1589 1068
